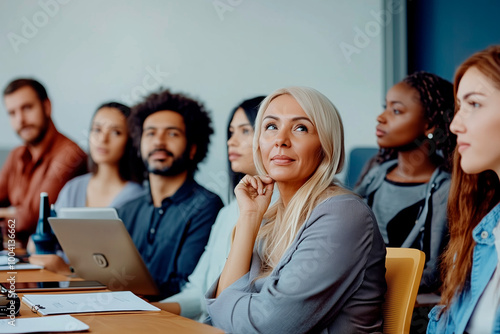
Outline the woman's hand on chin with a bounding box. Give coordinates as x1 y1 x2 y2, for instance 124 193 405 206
235 174 275 219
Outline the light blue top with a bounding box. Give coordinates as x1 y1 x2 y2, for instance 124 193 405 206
163 190 279 321
55 173 144 211
162 200 239 321
427 202 500 334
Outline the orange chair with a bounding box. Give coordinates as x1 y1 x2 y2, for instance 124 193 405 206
383 247 426 334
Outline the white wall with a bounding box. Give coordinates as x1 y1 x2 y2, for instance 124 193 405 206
0 0 384 202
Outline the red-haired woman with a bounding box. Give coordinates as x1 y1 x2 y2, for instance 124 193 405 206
427 45 500 333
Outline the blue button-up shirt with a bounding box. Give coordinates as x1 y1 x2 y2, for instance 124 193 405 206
117 177 223 299
427 202 500 334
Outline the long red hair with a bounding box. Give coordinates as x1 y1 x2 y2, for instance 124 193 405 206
440 45 500 309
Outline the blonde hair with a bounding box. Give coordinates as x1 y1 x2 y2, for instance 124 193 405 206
253 86 345 275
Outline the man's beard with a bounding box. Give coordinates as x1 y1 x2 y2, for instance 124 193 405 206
19 117 50 146
143 148 192 177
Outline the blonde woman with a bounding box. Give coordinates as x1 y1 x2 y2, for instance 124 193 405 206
154 96 270 320
206 87 387 333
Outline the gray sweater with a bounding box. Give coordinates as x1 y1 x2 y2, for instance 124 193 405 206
206 194 386 334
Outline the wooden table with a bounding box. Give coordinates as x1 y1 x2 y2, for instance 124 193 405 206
1 269 223 334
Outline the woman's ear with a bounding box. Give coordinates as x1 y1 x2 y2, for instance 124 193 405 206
425 124 436 138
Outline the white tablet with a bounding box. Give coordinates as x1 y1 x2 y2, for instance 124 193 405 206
57 207 119 219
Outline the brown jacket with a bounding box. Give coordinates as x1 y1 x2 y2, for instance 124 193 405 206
0 122 87 243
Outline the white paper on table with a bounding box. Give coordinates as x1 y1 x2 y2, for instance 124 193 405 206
0 315 89 333
22 291 160 315
0 255 19 266
0 264 44 271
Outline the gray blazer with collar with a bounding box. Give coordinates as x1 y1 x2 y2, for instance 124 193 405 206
206 194 387 334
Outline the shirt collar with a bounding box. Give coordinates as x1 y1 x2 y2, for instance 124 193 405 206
473 202 500 245
146 177 197 206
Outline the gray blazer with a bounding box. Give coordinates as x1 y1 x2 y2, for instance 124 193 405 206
206 194 386 334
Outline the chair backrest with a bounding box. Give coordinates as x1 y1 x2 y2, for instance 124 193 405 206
344 147 378 189
383 247 425 334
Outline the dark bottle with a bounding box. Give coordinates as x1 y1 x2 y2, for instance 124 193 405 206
31 192 57 254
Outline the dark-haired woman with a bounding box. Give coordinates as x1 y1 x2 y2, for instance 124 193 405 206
29 102 144 272
55 102 144 210
355 71 456 292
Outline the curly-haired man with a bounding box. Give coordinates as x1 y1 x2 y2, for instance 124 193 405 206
118 89 223 299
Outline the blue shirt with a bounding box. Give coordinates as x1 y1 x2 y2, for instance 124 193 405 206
117 177 223 299
427 202 500 334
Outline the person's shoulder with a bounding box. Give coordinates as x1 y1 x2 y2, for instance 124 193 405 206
116 192 150 212
55 174 91 209
355 159 396 191
62 173 91 189
316 192 369 212
299 192 377 242
191 181 223 206
432 167 452 184
124 181 145 192
429 168 452 206
367 159 397 176
9 145 26 154
213 200 238 220
425 167 452 198
52 130 86 157
44 132 87 172
112 182 146 208
311 190 376 227
209 200 238 233
4 145 26 161
70 173 92 183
